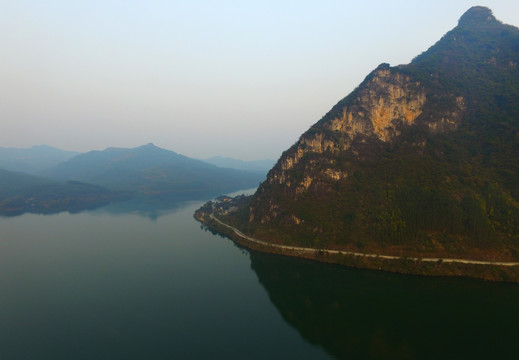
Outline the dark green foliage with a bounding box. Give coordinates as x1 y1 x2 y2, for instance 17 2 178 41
198 201 214 214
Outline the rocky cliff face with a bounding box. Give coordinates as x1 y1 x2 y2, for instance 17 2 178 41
279 67 427 168
245 7 519 259
324 68 427 142
251 63 464 225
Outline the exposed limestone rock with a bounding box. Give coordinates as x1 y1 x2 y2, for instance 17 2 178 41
324 169 346 181
281 147 305 171
291 215 302 225
248 206 255 222
277 68 429 180
250 62 470 226
302 133 338 153
266 67 431 190
301 175 313 189
324 69 426 142
295 176 313 195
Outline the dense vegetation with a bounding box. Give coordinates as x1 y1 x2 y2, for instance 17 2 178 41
224 7 519 262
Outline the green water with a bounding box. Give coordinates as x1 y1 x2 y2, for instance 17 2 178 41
0 194 518 359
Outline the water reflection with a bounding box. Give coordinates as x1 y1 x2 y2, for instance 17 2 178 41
0 197 329 359
248 251 519 359
91 195 196 220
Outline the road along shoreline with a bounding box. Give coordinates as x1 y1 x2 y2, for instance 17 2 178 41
195 212 519 282
210 214 519 266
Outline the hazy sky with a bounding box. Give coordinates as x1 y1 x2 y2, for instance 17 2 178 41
1 1 518 160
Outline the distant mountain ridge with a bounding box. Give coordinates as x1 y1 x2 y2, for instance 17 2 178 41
0 145 80 174
44 143 264 198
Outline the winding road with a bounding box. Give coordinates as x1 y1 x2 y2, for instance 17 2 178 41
209 214 519 267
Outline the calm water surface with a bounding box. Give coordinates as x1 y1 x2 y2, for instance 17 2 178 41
1 191 518 359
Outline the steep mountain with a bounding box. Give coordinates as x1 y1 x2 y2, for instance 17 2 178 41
217 7 519 264
0 145 80 174
0 169 128 216
202 156 275 174
44 143 263 198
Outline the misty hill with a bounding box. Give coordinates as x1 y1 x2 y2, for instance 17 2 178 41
44 143 264 198
0 168 54 194
0 145 80 174
202 156 275 174
0 168 129 216
202 7 519 278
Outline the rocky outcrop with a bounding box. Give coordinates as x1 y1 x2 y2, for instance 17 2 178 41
275 67 428 174
265 64 467 195
250 66 439 225
325 67 426 142
255 64 465 223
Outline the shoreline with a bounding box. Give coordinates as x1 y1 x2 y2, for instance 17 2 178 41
195 212 519 283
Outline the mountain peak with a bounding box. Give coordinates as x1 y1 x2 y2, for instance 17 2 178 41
458 6 496 27
233 6 519 278
136 143 165 151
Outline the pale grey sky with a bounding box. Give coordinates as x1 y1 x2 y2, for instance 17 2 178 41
1 1 518 160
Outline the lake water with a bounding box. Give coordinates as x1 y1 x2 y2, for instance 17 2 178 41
1 190 519 359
